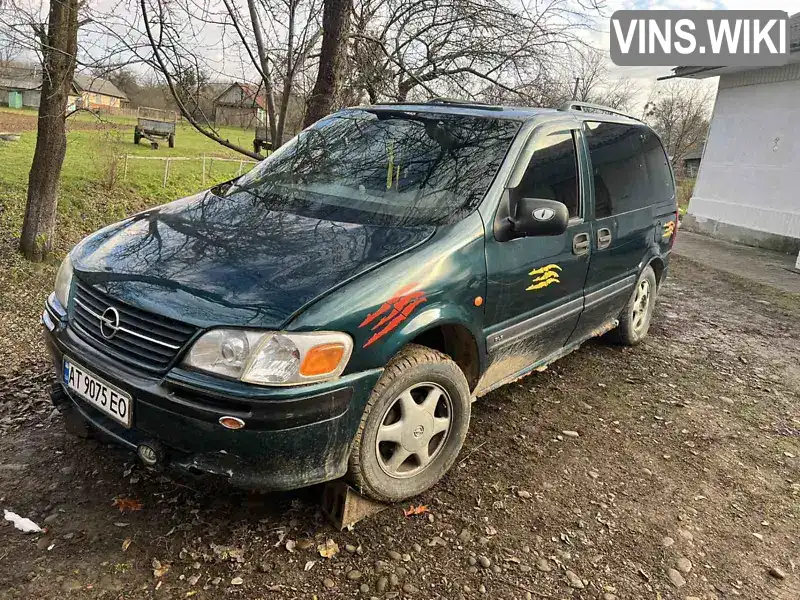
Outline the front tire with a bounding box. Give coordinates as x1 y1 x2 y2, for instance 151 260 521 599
347 344 471 503
609 265 657 345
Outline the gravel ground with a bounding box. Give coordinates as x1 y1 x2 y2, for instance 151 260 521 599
1 256 799 600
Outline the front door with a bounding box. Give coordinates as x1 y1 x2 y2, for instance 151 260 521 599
479 124 590 394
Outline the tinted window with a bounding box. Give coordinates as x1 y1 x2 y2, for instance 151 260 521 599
585 122 657 218
515 131 580 218
223 109 520 227
641 130 674 204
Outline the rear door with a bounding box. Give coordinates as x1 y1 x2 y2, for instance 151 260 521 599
479 121 591 393
569 121 675 342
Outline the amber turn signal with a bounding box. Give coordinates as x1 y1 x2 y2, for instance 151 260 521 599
300 343 346 376
219 416 246 430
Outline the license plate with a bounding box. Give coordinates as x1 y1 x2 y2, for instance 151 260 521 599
63 358 133 428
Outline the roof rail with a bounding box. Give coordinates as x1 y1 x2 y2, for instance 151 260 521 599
427 97 504 111
558 101 643 122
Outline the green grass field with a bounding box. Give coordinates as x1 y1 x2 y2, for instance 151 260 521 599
0 107 260 253
0 108 264 368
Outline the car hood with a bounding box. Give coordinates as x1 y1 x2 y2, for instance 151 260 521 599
72 190 435 329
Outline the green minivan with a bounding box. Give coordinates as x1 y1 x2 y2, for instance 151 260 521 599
43 100 677 502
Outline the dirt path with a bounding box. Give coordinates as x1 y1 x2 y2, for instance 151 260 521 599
1 256 799 600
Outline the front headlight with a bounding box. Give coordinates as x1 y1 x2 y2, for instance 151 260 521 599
54 254 74 310
184 330 353 386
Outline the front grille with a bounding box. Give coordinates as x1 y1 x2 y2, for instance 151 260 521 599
70 279 197 372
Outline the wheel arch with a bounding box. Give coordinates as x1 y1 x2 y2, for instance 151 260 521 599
647 255 666 287
407 323 483 393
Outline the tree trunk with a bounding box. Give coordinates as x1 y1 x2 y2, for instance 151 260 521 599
304 0 350 128
19 0 79 261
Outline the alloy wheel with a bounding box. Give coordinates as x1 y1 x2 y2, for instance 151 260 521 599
375 382 453 479
632 279 651 332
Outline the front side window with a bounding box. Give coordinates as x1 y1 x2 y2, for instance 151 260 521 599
585 121 651 219
223 109 520 227
514 130 580 218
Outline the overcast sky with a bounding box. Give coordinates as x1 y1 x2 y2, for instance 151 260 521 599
592 0 800 109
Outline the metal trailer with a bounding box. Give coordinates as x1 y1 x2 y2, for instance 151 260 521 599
253 125 272 155
134 107 177 149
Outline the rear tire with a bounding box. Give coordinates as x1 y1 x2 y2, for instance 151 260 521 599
608 265 657 346
347 344 471 503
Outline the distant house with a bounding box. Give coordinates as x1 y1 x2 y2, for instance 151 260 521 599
0 62 46 109
681 145 704 178
213 82 266 128
0 62 128 111
72 74 129 109
663 12 800 254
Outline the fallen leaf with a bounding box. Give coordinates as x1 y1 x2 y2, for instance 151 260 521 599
121 538 132 552
153 564 169 578
317 539 339 559
112 497 143 513
304 560 315 571
186 592 197 598
285 539 296 553
403 504 429 517
231 576 243 585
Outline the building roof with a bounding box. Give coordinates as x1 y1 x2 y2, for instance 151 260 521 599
73 74 128 100
0 76 40 91
666 12 800 80
0 61 42 91
214 82 267 109
682 149 703 161
0 62 127 100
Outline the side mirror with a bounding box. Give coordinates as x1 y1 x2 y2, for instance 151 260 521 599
508 198 569 238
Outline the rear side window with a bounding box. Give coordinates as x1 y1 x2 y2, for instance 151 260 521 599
641 131 675 205
514 131 580 218
585 122 672 219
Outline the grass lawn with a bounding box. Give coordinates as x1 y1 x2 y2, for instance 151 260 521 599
0 107 263 374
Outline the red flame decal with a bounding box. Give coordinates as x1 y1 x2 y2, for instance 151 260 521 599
359 283 428 348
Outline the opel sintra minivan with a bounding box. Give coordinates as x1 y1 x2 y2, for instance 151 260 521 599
43 99 677 502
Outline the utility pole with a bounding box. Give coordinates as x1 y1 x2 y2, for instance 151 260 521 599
571 77 581 100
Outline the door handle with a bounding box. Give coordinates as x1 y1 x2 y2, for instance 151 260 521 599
572 232 590 255
597 227 612 250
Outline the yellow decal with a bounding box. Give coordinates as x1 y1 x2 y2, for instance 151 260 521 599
386 141 395 190
663 221 675 238
526 264 562 291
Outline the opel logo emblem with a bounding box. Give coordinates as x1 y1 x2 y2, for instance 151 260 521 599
533 207 555 221
100 307 121 340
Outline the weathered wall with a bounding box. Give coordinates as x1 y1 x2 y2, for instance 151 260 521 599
686 63 800 252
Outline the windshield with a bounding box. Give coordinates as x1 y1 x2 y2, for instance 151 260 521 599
222 109 520 227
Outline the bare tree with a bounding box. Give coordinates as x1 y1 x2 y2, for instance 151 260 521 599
644 79 714 166
0 30 22 71
510 48 638 111
569 49 638 110
118 0 324 156
13 0 81 261
345 0 602 104
305 0 351 126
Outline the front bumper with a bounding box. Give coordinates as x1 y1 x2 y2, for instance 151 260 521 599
43 296 382 490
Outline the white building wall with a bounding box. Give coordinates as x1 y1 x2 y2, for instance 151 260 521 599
688 66 800 241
